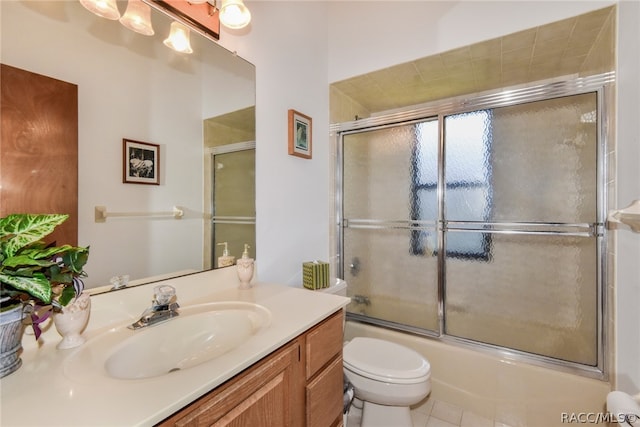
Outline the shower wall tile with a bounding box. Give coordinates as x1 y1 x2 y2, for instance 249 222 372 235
329 85 371 123
580 8 615 76
330 6 615 115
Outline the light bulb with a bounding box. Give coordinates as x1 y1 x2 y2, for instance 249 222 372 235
120 0 154 36
163 22 193 54
219 0 251 29
79 0 120 20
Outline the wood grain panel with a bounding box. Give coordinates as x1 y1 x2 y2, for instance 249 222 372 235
1 63 78 245
306 310 344 379
157 341 300 427
306 356 344 427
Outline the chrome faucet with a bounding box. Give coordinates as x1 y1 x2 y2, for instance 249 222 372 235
128 285 180 330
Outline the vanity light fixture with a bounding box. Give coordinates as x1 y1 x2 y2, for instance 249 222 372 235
120 0 155 36
79 0 121 20
163 21 193 54
219 0 251 29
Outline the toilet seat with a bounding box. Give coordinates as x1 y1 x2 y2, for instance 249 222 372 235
343 337 430 385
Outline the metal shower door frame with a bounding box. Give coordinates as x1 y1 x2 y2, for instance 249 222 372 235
333 72 614 379
209 141 256 267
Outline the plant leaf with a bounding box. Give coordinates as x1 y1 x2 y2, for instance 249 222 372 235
21 244 73 260
73 277 85 297
58 285 76 307
29 307 52 340
1 254 56 269
0 272 52 304
63 247 89 273
0 214 69 258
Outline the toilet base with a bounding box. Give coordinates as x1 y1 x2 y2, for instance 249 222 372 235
361 401 413 427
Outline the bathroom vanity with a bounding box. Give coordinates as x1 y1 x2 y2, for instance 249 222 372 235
158 310 344 426
0 268 349 426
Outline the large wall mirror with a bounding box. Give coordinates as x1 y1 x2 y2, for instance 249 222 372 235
0 0 256 289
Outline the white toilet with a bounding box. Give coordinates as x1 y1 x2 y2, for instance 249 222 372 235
343 337 431 427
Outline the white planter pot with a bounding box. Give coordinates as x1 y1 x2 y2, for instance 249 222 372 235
53 293 91 350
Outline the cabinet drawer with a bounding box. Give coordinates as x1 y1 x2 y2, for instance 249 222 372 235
306 356 343 427
306 310 344 379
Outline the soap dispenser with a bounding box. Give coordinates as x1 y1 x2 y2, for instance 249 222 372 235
236 244 254 289
217 242 235 268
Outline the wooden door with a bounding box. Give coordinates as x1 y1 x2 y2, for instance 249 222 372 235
0 63 78 245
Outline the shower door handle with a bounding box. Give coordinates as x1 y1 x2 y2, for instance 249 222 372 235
349 257 361 276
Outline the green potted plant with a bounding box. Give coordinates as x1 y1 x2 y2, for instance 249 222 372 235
0 213 89 377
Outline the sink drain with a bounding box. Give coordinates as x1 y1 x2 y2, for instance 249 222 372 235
168 368 181 374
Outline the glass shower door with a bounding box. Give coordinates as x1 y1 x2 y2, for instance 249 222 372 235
443 93 600 365
341 120 439 332
337 76 609 374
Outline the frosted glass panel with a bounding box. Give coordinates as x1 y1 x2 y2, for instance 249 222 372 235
214 150 255 217
342 120 439 332
343 121 437 221
444 93 598 223
344 227 439 331
213 150 255 268
445 231 598 365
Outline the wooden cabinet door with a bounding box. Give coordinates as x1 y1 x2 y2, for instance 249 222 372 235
306 356 344 427
305 310 344 427
305 310 344 379
0 63 78 245
157 341 302 427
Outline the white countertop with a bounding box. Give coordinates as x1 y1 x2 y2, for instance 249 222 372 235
0 268 350 427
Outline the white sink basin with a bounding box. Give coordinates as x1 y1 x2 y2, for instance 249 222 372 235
63 301 271 381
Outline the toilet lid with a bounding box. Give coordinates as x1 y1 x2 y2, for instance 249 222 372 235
343 337 430 384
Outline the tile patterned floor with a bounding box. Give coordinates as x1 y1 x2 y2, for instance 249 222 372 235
346 396 514 427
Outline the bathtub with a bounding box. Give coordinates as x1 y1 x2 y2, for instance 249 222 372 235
344 320 611 427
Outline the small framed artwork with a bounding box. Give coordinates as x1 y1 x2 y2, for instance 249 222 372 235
288 109 312 159
123 139 160 185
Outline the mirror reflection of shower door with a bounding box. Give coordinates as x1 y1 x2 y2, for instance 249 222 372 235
212 149 256 268
341 120 440 332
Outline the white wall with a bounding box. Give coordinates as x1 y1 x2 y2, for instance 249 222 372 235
219 0 639 394
614 0 640 395
219 2 331 285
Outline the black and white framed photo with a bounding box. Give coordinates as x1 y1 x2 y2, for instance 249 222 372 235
123 139 160 185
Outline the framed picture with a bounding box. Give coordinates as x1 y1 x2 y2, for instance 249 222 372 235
288 109 312 159
123 139 160 185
